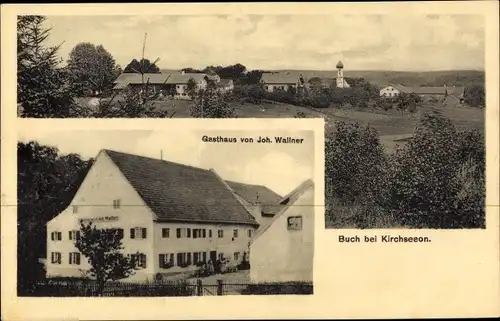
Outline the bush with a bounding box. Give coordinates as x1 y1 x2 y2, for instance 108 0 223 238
241 282 313 295
380 111 485 228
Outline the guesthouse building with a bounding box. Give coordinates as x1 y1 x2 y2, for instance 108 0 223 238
46 149 283 282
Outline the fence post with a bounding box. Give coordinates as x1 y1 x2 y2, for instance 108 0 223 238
216 279 223 296
197 279 202 296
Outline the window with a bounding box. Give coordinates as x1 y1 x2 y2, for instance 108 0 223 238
247 229 252 238
202 229 206 238
72 205 78 213
115 228 124 240
209 230 212 238
202 252 207 262
234 252 240 261
113 199 121 209
159 253 174 268
233 229 238 238
187 253 192 265
187 228 191 238
176 228 181 238
193 252 199 265
130 227 147 239
131 253 147 268
217 229 224 238
162 228 170 238
68 230 81 241
69 252 81 265
51 231 62 241
287 216 303 231
51 252 62 264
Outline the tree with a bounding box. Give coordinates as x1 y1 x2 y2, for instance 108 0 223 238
380 111 485 228
123 58 160 73
325 121 388 206
17 141 93 294
67 43 122 96
75 222 137 295
463 84 485 107
17 15 75 118
190 86 237 118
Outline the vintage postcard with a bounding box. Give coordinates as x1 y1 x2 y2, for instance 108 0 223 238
2 1 500 320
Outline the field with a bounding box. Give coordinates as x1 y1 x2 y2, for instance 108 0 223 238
151 97 484 140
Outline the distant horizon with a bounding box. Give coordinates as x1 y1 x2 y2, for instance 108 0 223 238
158 67 485 73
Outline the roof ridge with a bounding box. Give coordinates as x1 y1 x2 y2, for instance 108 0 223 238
250 180 314 244
103 149 210 173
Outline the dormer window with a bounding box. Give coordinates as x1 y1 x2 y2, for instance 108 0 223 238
113 199 121 209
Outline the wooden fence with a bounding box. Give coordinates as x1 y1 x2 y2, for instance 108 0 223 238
30 279 313 297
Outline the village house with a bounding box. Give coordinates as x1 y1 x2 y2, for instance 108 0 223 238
379 83 465 104
250 179 315 283
261 60 350 92
46 149 285 282
112 70 233 100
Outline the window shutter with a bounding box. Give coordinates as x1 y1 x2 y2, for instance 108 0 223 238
209 230 212 238
76 253 80 265
77 231 81 240
177 253 182 266
142 228 147 239
58 253 61 264
142 254 147 268
202 229 206 238
130 228 135 239
159 254 165 268
51 252 54 263
51 233 54 241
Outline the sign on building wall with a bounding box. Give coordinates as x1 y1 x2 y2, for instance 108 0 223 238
79 216 119 224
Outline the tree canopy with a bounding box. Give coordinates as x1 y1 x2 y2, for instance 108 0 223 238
67 42 122 96
123 58 160 73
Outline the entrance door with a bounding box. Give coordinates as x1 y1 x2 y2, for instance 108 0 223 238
210 251 217 262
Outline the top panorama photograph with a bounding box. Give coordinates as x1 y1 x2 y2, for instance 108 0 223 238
17 14 486 229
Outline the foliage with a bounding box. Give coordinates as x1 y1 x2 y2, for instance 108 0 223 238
325 121 388 206
380 111 485 228
396 92 422 112
463 84 485 107
67 42 122 96
123 58 160 73
17 15 75 118
190 85 237 118
17 141 93 295
75 222 137 294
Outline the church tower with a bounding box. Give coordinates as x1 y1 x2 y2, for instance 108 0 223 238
336 60 344 88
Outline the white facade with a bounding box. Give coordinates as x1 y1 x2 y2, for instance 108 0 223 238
264 84 297 93
379 85 401 97
250 182 314 283
46 151 256 282
174 78 208 100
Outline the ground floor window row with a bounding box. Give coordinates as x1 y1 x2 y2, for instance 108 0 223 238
159 251 243 269
50 252 80 265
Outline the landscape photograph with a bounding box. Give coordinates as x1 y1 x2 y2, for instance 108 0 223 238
17 13 485 231
17 128 316 296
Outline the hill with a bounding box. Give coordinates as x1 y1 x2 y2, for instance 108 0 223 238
263 70 485 88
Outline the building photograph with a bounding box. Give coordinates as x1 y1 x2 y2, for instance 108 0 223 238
17 126 316 296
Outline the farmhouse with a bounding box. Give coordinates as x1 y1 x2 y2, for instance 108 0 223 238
112 70 233 100
379 84 465 103
46 149 285 282
250 179 315 283
261 60 350 92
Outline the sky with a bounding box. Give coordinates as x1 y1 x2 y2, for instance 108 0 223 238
43 14 485 71
17 129 314 196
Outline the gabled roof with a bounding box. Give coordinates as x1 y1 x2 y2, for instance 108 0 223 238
261 72 300 84
225 181 282 214
251 179 314 243
114 73 170 85
384 84 465 97
103 150 259 226
165 72 207 84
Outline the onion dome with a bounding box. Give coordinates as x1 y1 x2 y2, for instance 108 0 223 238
336 60 344 69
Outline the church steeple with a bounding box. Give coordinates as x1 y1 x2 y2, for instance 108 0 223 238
336 60 345 88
